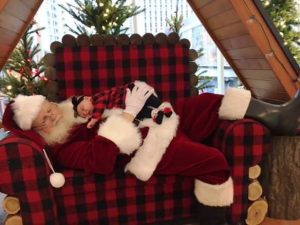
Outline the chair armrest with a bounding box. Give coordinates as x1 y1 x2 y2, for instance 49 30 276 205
210 119 271 167
209 119 271 224
0 134 59 225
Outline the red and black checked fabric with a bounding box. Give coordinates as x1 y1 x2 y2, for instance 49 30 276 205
0 134 59 225
0 119 270 225
55 44 190 101
0 134 197 225
53 170 197 225
209 119 271 224
92 84 128 120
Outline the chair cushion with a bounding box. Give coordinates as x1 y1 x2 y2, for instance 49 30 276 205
53 169 197 225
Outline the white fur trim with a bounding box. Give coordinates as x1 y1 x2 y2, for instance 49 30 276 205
194 177 234 206
12 95 46 130
218 88 251 120
125 102 179 181
97 115 142 155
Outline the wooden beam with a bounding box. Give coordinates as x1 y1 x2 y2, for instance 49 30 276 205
200 0 232 19
205 9 240 30
4 0 33 21
221 34 256 50
187 0 253 95
0 0 43 70
227 46 264 59
241 69 275 80
250 87 289 102
233 59 271 70
229 0 299 97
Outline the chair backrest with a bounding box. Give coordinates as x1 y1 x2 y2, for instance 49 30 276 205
43 33 199 102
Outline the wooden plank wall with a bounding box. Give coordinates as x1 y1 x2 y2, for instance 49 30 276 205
188 0 292 102
0 0 43 71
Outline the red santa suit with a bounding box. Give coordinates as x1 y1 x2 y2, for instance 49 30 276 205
4 89 254 207
53 93 233 207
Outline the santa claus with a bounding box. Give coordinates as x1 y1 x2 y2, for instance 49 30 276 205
3 82 300 225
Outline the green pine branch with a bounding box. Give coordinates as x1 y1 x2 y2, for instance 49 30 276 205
1 20 47 98
166 12 184 35
166 0 184 36
261 0 300 63
59 0 144 35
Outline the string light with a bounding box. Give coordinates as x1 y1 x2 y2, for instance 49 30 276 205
264 0 271 6
279 20 286 26
6 85 12 90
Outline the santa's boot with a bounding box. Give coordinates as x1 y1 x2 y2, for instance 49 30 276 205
219 88 300 136
194 178 233 225
197 203 229 225
245 90 300 135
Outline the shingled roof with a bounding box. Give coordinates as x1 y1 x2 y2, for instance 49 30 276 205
1 0 299 102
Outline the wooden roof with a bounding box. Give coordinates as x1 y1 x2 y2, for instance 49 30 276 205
1 0 299 102
0 0 43 73
188 0 300 102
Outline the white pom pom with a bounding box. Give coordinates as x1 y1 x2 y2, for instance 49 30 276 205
49 172 65 188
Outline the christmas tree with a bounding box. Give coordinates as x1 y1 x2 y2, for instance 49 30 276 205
166 8 184 35
59 0 144 35
0 20 47 99
261 0 300 63
165 5 213 92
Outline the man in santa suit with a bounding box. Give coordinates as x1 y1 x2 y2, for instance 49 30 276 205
3 81 300 225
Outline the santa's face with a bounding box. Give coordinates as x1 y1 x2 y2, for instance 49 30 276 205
33 99 87 146
32 101 63 134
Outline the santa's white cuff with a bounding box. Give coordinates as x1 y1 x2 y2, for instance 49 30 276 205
125 105 179 181
218 88 251 120
194 177 234 207
98 115 142 155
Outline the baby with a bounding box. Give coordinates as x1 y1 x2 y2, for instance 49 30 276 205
72 81 172 128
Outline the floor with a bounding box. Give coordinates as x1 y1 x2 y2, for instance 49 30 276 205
261 217 300 225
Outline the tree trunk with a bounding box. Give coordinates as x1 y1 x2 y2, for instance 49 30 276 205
262 136 300 220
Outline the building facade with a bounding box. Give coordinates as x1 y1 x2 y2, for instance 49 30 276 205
182 14 240 93
130 0 193 34
35 0 75 53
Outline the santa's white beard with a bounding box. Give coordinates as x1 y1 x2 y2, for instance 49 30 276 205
38 100 87 146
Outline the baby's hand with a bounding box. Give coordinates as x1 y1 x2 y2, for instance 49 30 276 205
87 118 98 129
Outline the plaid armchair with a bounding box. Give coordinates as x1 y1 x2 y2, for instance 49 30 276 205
0 33 271 225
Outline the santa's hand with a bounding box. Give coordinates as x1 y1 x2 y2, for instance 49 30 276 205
87 118 98 129
134 80 158 97
124 84 154 117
